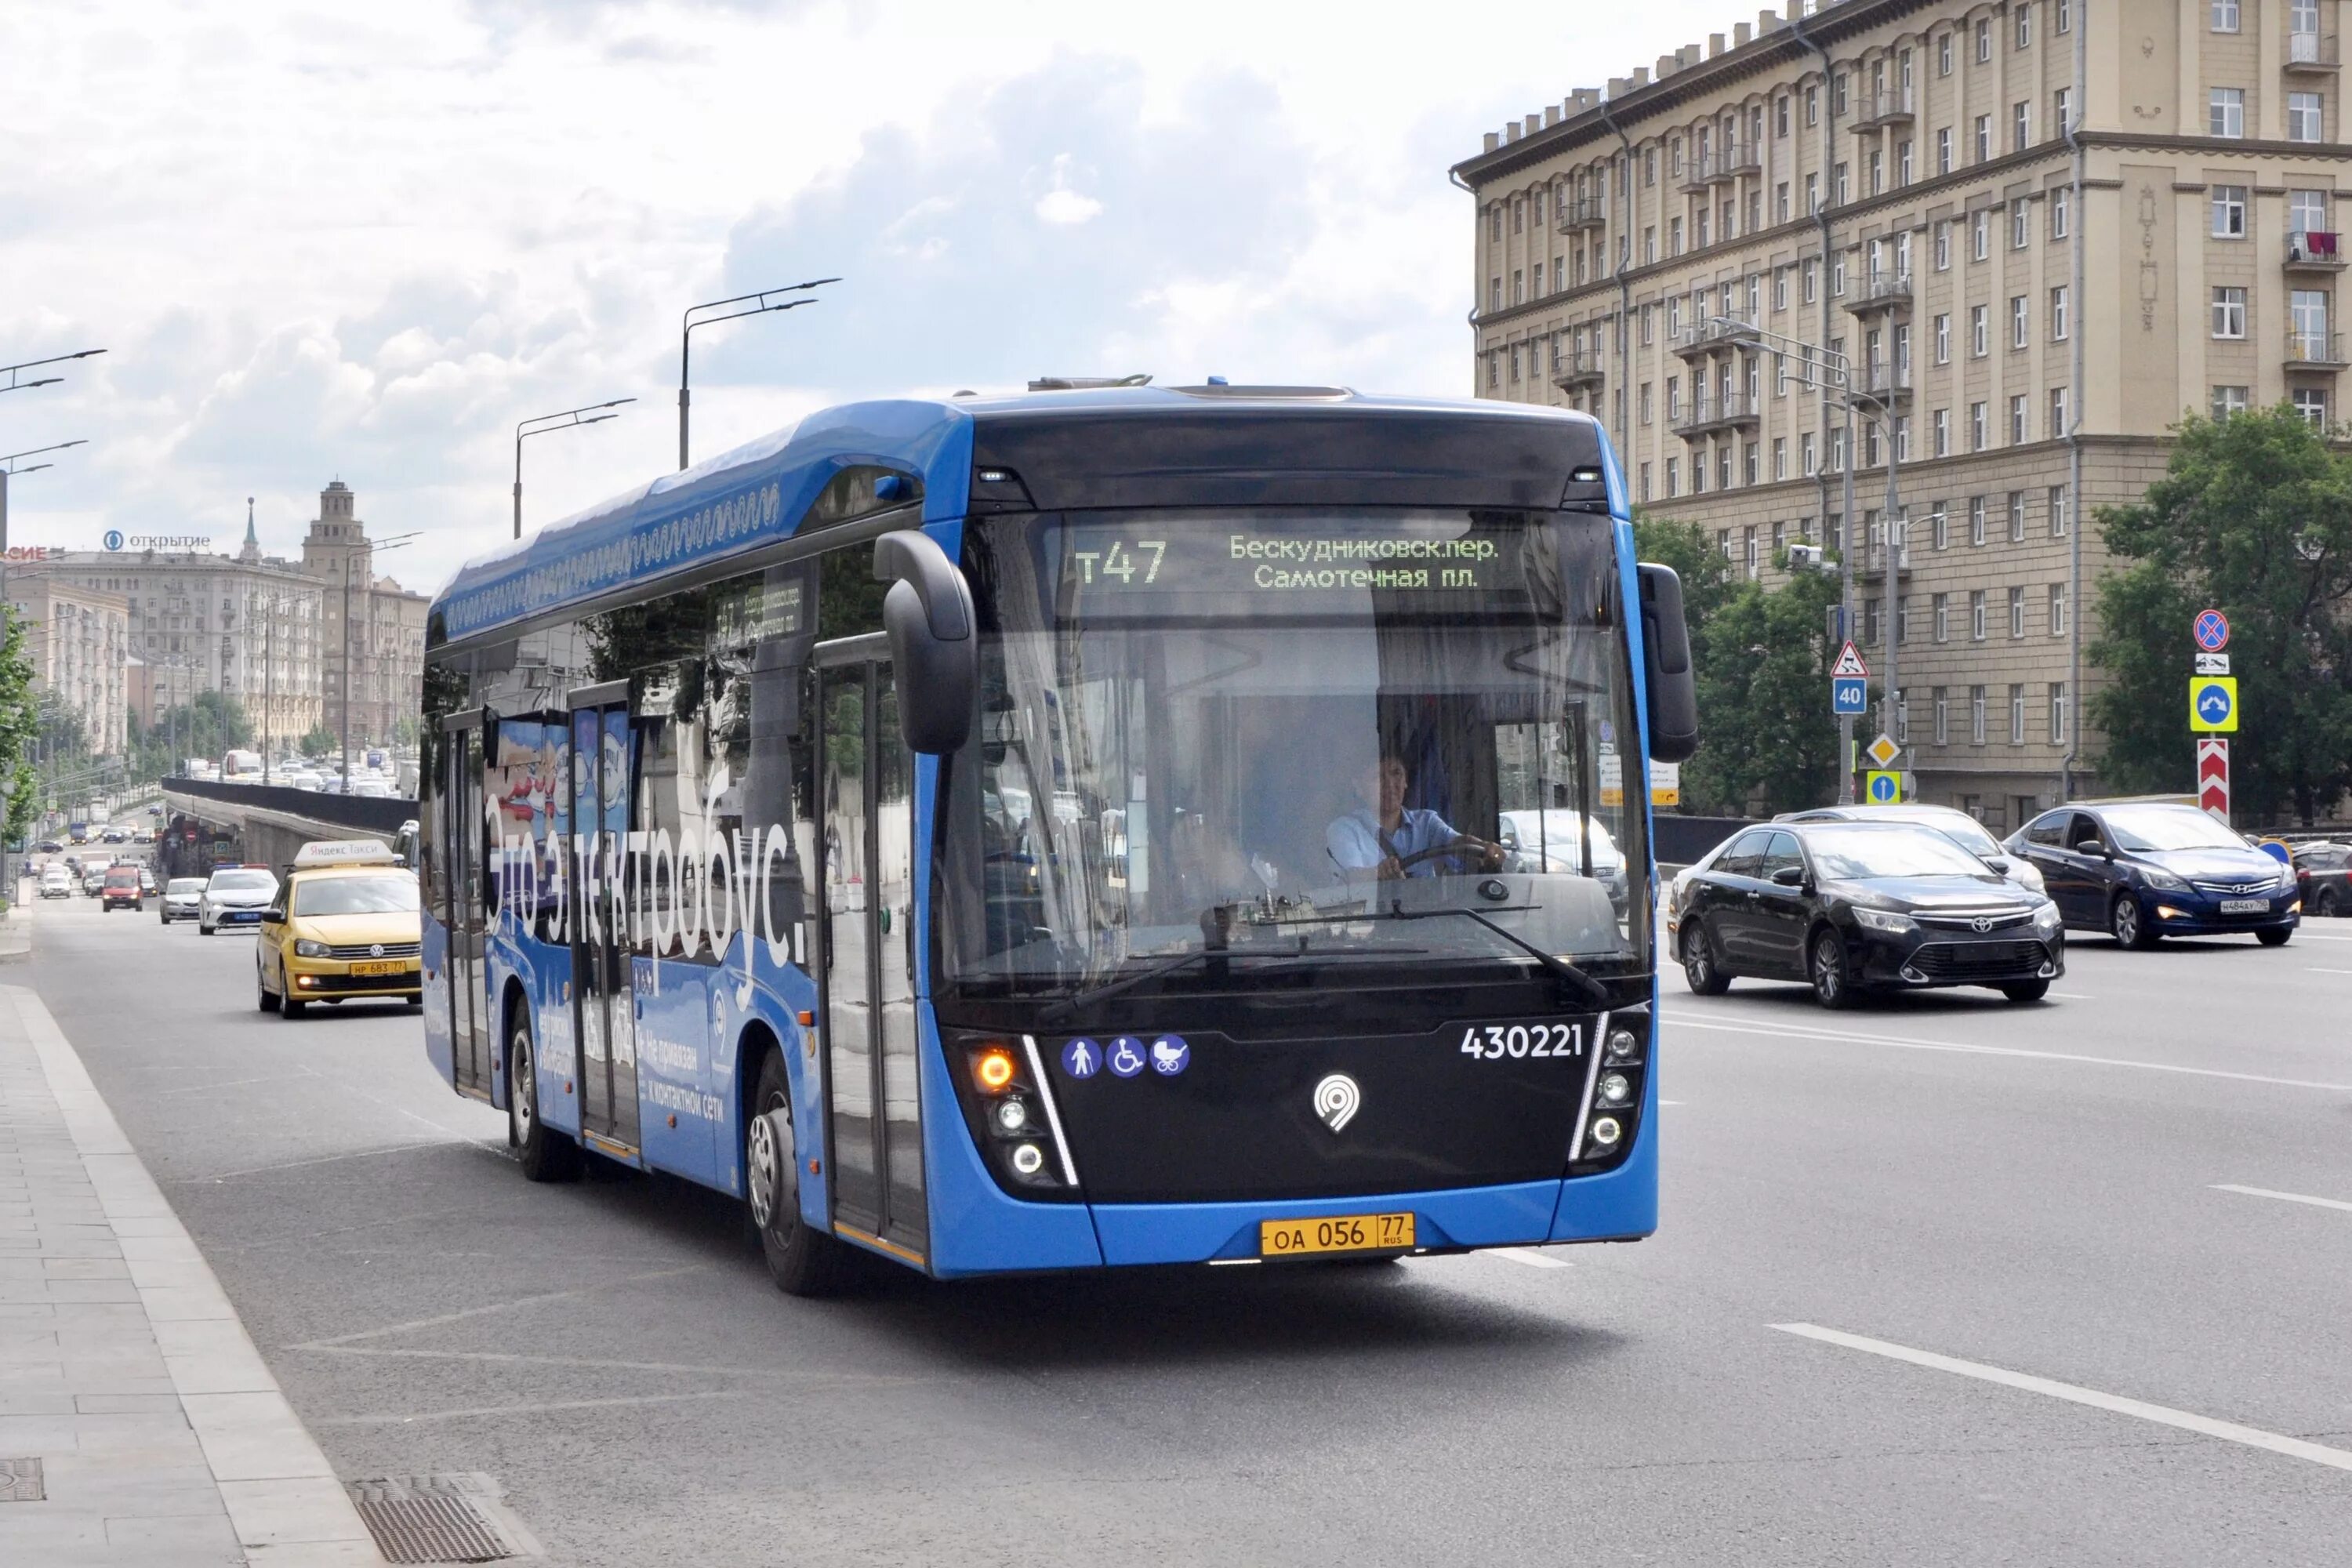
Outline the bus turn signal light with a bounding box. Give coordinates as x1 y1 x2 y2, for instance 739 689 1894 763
972 1048 1017 1092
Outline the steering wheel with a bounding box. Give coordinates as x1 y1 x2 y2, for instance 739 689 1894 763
1392 836 1498 873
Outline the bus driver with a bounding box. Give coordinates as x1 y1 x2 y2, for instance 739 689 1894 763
1327 751 1504 880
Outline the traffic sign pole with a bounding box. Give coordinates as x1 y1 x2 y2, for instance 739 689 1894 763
2197 738 2230 825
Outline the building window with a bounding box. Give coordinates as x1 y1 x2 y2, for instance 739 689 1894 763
1835 162 1850 205
2016 5 2034 48
1487 352 1499 390
2291 188 2329 239
1806 84 1820 127
1512 198 1524 234
1640 382 1654 424
1933 407 1951 456
1512 270 1525 306
2009 492 2028 543
2009 585 2027 637
1934 688 1951 745
1774 267 1790 310
1971 684 1987 744
1976 17 1992 61
1972 304 1990 357
1490 279 1502 314
2288 93 2324 143
2212 0 2240 31
2006 684 2024 744
1773 437 1788 479
1935 222 1951 270
1936 127 1954 176
2293 387 2330 425
1931 504 1950 551
1641 305 1655 345
1666 458 1680 498
1970 495 1987 545
2212 287 2247 339
2013 100 2032 153
2054 88 2072 139
2013 198 2031 249
2057 0 2072 31
1973 209 1991 260
1973 114 1991 163
1933 313 1951 364
1777 95 1791 137
1490 207 1503 242
1803 258 1820 303
1777 182 1791 224
2050 386 2070 438
2010 394 2028 444
2049 683 2068 745
1940 32 1954 75
1899 140 1914 186
2012 294 2030 348
2049 485 2070 537
2212 186 2247 238
1639 463 1653 502
2049 583 2068 637
1806 172 1820 215
1802 432 1817 475
2051 285 2070 342
1970 401 1988 451
2209 88 2245 139
1831 253 1846 296
1933 593 1951 641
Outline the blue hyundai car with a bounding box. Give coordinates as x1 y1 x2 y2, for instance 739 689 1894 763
2005 801 2300 949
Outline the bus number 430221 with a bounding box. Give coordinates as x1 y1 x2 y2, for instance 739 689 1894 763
1460 1022 1584 1061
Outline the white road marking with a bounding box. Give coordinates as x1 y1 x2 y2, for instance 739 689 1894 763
2303 967 2352 976
1673 1016 2352 1094
1660 1098 1687 1105
1773 1323 2352 1475
1490 1247 1574 1269
2046 991 2096 1000
317 1388 750 1425
2292 929 2352 942
2212 1183 2352 1214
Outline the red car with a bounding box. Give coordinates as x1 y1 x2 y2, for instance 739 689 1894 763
100 866 143 912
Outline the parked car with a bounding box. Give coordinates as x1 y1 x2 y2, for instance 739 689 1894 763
2290 841 2351 918
2005 801 2299 948
159 877 205 924
1675 820 2063 1008
1777 803 2045 895
35 840 62 855
1495 808 1629 915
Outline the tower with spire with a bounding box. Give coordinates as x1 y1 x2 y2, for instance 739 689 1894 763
238 495 261 564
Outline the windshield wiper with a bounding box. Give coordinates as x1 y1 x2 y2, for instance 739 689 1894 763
1040 948 1214 1023
1371 900 1611 1008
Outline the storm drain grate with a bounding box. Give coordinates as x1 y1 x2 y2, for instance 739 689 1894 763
348 1475 529 1564
0 1457 44 1502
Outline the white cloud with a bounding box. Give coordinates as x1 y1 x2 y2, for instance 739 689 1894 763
1 0 1752 595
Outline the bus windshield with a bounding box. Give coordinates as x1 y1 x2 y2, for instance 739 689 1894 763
938 507 1650 1000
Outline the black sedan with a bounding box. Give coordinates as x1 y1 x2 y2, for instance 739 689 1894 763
1673 821 2063 1009
2004 801 2299 948
2292 841 2350 918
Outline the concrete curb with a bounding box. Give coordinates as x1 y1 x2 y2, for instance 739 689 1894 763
7 985 387 1566
0 893 31 967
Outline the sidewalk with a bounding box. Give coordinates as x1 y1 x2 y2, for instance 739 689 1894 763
0 967 385 1565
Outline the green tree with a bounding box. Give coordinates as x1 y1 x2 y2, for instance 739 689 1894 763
1631 514 1736 633
299 724 337 758
2090 406 2352 824
0 612 42 858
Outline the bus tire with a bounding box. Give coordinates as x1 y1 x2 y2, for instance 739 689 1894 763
510 1017 582 1182
749 1048 848 1298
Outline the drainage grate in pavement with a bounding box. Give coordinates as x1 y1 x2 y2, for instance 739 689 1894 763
348 1475 531 1564
0 1457 44 1502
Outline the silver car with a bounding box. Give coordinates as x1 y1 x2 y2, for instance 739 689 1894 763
159 877 205 924
198 867 279 935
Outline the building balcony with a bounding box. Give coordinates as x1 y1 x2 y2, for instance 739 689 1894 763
2285 230 2347 270
1673 391 1762 436
1704 143 1762 183
1856 361 1914 405
1670 314 1760 359
1852 89 1916 129
2286 31 2340 71
2285 329 2348 370
1555 197 1606 233
1552 347 1606 390
1843 271 1913 315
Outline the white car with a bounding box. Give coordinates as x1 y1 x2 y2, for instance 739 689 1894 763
198 867 280 935
38 867 73 899
159 877 205 924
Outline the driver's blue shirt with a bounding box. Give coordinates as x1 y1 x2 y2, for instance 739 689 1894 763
1327 808 1465 877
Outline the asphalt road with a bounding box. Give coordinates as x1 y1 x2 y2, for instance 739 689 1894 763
25 894 2352 1566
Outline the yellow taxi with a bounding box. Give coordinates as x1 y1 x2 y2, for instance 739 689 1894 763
255 840 423 1018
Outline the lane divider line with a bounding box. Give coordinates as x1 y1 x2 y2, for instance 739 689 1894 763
2303 967 2352 977
1772 1323 2352 1474
1490 1247 1575 1269
1672 1016 2352 1094
2212 1183 2352 1214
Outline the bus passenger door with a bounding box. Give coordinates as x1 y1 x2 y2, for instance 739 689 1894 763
441 713 492 1098
572 695 642 1157
817 645 926 1261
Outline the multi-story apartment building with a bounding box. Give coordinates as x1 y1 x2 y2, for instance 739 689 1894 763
1456 0 2348 831
5 579 132 757
299 481 429 751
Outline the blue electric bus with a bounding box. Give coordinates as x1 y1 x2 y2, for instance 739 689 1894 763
420 385 1697 1294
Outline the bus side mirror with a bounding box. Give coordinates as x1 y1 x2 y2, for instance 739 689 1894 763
1636 562 1700 764
873 530 978 754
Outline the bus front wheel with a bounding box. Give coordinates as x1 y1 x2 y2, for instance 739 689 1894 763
750 1049 849 1298
510 1018 582 1183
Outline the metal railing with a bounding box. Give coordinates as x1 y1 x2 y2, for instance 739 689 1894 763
2286 328 2347 365
2285 229 2345 266
1671 391 1759 432
1552 347 1606 387
1671 315 1760 356
1555 196 1606 231
1854 88 1916 126
1847 271 1914 310
2287 30 2339 67
1705 143 1762 182
1858 361 1914 400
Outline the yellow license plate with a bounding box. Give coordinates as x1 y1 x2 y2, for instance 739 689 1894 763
347 961 410 978
1260 1211 1415 1258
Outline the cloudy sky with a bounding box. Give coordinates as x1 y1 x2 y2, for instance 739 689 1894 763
4 0 1740 595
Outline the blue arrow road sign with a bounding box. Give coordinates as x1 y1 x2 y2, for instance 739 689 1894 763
1831 676 1868 715
2198 685 2230 723
1865 771 1900 804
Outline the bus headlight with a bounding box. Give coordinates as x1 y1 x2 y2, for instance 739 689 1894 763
1604 1028 1641 1062
1596 1073 1632 1108
1587 1116 1623 1149
994 1098 1029 1134
1010 1143 1046 1176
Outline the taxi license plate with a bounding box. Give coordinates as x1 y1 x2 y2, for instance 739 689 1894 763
1260 1212 1414 1258
348 960 408 978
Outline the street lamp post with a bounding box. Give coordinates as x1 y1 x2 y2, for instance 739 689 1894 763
515 401 635 539
1708 318 1907 797
678 278 837 470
